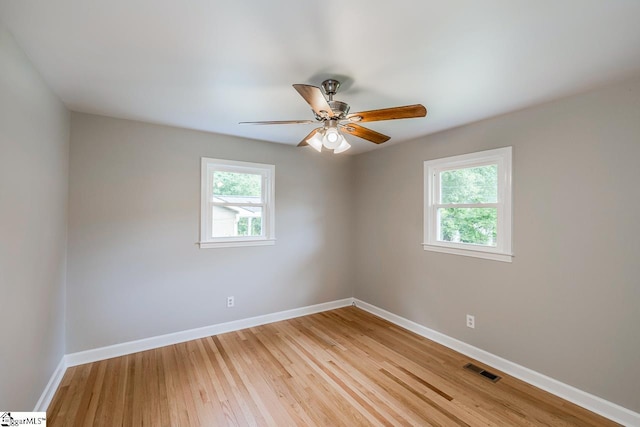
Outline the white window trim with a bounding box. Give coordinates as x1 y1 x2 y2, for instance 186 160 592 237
423 147 513 262
200 158 275 249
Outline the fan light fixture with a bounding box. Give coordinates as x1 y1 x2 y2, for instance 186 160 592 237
305 126 351 154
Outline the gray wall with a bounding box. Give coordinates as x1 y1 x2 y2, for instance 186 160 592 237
353 75 640 412
66 113 354 352
0 27 69 409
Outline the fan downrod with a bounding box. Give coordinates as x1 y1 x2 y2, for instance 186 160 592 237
317 79 349 119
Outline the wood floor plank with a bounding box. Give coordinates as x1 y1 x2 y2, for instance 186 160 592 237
48 307 620 426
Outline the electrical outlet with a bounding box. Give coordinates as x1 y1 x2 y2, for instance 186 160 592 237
466 314 475 329
226 296 234 308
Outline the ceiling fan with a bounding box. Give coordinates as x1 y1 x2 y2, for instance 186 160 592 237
240 79 427 154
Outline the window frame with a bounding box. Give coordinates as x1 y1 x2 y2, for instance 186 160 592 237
423 147 513 262
200 157 275 249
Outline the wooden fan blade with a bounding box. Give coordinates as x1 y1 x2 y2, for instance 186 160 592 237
293 84 335 118
239 120 316 125
340 123 390 144
297 128 320 147
346 104 426 123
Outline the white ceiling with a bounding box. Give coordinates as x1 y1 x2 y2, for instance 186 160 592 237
2 1 640 154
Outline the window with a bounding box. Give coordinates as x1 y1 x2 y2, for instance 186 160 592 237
423 147 512 262
200 158 275 248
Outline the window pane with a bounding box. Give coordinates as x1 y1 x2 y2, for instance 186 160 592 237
213 171 262 199
440 165 497 204
438 207 497 246
212 205 263 238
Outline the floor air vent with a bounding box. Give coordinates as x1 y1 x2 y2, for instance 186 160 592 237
464 363 501 382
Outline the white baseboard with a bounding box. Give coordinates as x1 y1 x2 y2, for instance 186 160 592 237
65 298 355 367
34 356 67 412
354 299 639 427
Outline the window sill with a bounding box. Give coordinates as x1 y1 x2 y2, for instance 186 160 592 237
199 239 276 249
422 243 513 263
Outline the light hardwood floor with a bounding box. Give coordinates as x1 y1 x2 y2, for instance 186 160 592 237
48 307 618 426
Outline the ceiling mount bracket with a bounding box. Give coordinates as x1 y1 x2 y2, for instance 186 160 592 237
321 79 341 101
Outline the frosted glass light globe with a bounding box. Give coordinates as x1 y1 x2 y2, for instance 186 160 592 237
333 137 351 154
323 128 341 149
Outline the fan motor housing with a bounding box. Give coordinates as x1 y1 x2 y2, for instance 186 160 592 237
314 100 350 120
328 100 350 119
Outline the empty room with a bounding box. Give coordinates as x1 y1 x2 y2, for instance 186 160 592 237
1 1 639 426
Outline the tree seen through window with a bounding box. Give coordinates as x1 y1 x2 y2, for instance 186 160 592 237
439 165 497 246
